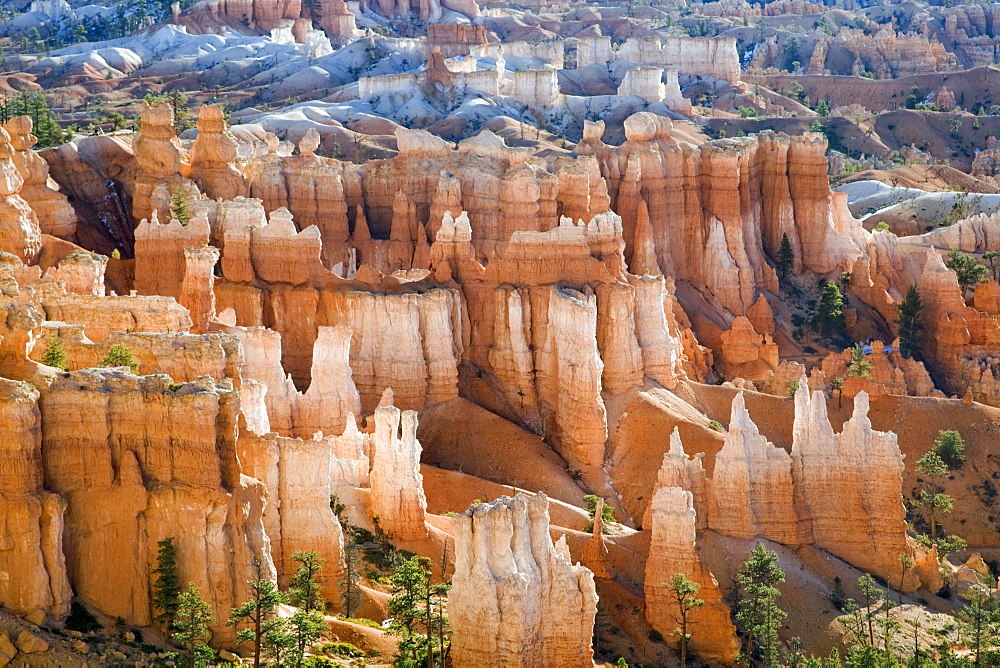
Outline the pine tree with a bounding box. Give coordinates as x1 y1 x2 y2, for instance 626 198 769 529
776 233 795 278
736 545 786 667
896 285 924 359
945 248 988 294
666 573 703 667
228 568 290 668
288 551 326 667
815 281 846 337
960 582 1000 667
152 537 181 629
172 582 215 668
911 452 966 557
41 337 68 371
390 557 429 665
101 343 138 371
389 556 450 667
815 99 830 116
933 429 966 470
340 547 361 619
847 344 872 379
170 188 192 226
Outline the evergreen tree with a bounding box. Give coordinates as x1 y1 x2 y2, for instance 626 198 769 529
170 188 192 226
389 556 450 667
815 281 846 337
666 573 703 667
815 99 830 116
340 546 362 619
152 537 181 629
776 233 795 278
960 583 1000 667
736 545 786 667
896 285 924 359
288 551 326 667
847 344 873 379
101 343 138 371
228 567 290 668
172 582 215 668
41 337 68 371
911 452 966 557
390 557 428 665
933 429 966 470
945 248 988 294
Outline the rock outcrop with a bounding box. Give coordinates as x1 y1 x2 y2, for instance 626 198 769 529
0 378 72 622
644 487 739 664
449 492 597 668
39 369 274 643
5 116 77 240
708 392 799 544
369 402 428 540
0 125 42 263
791 382 917 589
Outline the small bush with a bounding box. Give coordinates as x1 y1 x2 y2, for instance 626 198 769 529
41 337 69 371
66 601 102 633
324 642 363 658
933 429 966 469
584 494 614 521
101 343 138 371
708 420 725 432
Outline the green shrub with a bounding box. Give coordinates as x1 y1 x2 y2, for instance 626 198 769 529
933 429 966 469
101 343 138 371
324 642 363 658
708 419 725 432
41 337 69 371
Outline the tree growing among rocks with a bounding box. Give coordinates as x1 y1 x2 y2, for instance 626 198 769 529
173 582 215 668
288 551 327 668
736 545 786 667
41 337 68 371
152 537 181 629
932 429 966 470
228 564 290 668
946 249 988 294
776 233 795 279
912 452 966 557
896 286 924 359
665 573 703 667
101 343 138 371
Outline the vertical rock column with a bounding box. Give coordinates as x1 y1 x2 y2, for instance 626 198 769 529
369 404 428 540
791 382 917 589
0 125 41 263
0 378 72 621
449 492 598 668
535 286 608 468
707 392 798 544
644 487 739 664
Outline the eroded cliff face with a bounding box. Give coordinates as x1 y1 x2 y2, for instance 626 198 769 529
644 487 738 664
701 390 915 587
579 115 866 315
791 382 917 589
449 492 597 668
370 403 428 540
39 369 274 642
5 117 77 241
0 378 72 623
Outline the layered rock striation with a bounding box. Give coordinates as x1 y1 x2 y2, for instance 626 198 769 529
449 492 597 667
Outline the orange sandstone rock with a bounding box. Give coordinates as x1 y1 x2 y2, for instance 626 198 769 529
449 492 597 668
644 487 739 664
